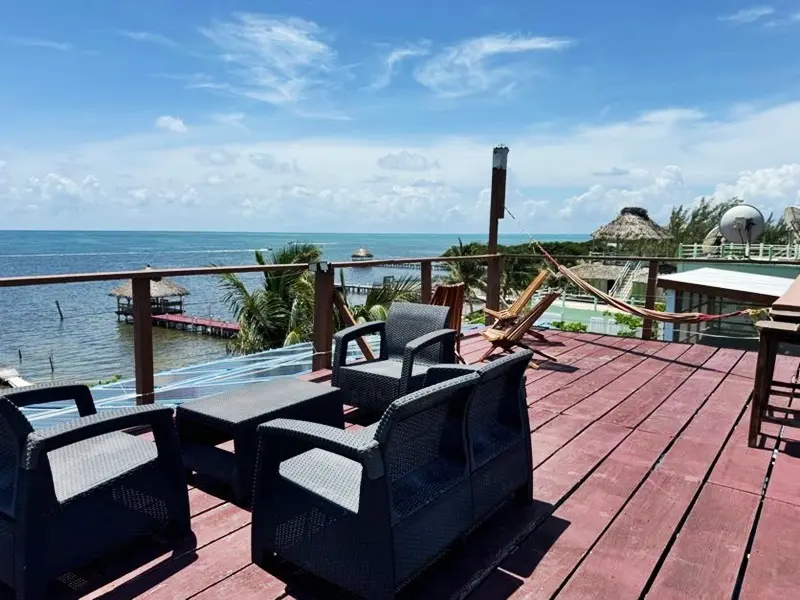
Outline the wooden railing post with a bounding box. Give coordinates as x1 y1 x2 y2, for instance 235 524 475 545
485 254 503 325
485 145 508 325
132 277 154 404
420 261 432 304
312 263 335 371
641 260 660 340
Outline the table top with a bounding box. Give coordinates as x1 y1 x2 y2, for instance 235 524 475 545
176 378 339 426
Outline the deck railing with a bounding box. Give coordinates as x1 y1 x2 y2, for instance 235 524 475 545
2 252 798 404
0 254 500 403
678 242 800 260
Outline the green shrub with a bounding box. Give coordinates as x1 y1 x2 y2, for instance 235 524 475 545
550 320 588 333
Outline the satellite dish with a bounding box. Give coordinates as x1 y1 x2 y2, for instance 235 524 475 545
719 204 765 244
784 207 800 244
701 225 722 254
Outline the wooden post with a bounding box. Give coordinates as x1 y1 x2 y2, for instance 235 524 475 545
421 261 432 304
312 263 335 372
132 277 155 404
55 300 64 321
641 260 659 340
486 145 508 325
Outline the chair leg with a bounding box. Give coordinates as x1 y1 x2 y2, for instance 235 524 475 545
517 341 558 363
528 329 550 343
480 344 498 362
749 333 777 448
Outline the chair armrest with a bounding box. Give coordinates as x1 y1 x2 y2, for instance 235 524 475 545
425 364 478 386
3 382 96 416
483 307 508 320
258 419 384 480
333 321 386 371
23 405 175 469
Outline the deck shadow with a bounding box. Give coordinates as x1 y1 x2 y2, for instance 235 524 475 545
248 499 567 600
50 531 199 599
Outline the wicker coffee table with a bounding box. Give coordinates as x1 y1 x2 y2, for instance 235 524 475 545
176 378 343 505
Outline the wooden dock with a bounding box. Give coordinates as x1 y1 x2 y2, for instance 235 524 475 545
0 367 31 388
39 330 800 599
151 314 240 338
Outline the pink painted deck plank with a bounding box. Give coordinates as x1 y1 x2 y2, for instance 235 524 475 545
636 348 744 438
531 414 594 468
534 339 651 411
710 409 779 496
494 429 670 599
84 504 253 599
533 421 631 505
600 344 717 430
739 498 800 599
647 483 759 600
563 341 690 421
525 339 642 404
134 527 253 599
554 357 751 600
192 565 286 599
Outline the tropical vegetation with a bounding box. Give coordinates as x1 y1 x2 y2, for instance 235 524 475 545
220 198 791 354
220 243 422 354
218 243 321 354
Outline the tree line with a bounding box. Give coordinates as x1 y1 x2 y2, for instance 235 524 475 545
219 198 794 354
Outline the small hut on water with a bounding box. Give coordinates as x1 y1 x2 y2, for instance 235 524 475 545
109 267 190 322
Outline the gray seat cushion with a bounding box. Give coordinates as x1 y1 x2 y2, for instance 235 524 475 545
279 448 363 513
49 432 158 502
341 359 430 382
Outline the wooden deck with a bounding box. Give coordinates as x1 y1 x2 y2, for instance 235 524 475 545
41 330 800 599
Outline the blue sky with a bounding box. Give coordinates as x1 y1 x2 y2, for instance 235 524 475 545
2 1 800 233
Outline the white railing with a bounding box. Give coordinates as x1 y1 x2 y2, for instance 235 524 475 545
618 261 643 301
609 261 634 297
678 243 800 260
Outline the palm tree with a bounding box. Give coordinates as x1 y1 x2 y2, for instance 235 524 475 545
446 238 487 313
339 272 421 323
218 243 321 354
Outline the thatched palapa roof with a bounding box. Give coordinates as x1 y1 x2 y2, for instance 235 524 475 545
109 266 189 299
592 207 671 241
560 262 650 283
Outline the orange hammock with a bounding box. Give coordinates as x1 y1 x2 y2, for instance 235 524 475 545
534 243 749 324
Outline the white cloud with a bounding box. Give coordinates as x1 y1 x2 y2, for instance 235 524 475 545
369 43 429 90
118 31 182 49
712 165 800 211
199 13 336 105
248 152 298 173
414 34 573 97
155 115 188 133
377 151 439 171
211 112 249 131
559 166 691 222
7 99 800 231
719 6 774 24
0 35 71 51
195 149 238 166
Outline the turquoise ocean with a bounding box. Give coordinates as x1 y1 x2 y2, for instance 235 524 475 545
0 231 587 383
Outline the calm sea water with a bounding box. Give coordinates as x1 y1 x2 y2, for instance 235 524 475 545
0 231 587 383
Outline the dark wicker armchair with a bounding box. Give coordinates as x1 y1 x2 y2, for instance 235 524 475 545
331 302 456 415
0 384 190 599
425 350 534 520
251 373 480 599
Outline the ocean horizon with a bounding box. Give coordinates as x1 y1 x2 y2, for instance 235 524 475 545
0 230 588 383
